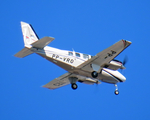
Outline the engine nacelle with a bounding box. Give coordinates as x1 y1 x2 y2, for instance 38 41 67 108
78 78 100 85
103 59 125 70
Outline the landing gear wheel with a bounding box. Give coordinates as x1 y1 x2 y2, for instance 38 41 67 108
91 71 98 78
71 83 78 90
114 90 119 95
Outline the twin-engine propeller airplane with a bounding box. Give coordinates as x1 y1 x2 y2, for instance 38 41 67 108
15 22 132 95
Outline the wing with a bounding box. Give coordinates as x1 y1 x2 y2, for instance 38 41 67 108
42 73 72 90
77 40 132 72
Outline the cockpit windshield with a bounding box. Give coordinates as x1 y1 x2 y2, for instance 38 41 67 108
83 54 89 59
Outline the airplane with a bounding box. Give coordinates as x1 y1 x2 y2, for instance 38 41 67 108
14 22 132 95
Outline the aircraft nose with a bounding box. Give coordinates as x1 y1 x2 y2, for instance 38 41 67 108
120 74 126 82
115 71 126 82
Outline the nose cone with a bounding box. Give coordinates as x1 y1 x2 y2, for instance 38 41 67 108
103 68 126 83
115 71 126 82
120 74 126 82
110 69 126 82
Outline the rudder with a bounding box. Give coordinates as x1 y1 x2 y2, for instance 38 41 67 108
21 22 39 48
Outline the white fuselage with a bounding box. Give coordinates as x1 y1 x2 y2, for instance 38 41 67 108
31 46 126 84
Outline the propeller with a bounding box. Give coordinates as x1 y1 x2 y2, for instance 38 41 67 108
94 80 101 93
121 56 128 73
122 56 128 66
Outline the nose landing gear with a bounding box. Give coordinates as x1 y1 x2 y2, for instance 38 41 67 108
114 84 119 95
114 90 119 95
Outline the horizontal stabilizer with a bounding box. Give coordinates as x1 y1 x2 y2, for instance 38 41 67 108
14 47 33 58
32 37 55 49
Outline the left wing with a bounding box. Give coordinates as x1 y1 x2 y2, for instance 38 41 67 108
77 40 132 72
42 73 72 90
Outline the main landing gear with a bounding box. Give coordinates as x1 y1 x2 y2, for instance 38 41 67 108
71 83 78 90
91 71 98 78
114 84 119 95
69 77 78 90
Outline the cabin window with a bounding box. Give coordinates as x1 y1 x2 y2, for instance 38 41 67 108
83 54 89 59
75 53 80 57
68 52 73 56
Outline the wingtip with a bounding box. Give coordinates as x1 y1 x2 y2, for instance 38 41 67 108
122 40 132 48
42 85 53 90
122 39 132 44
42 85 47 88
126 40 132 44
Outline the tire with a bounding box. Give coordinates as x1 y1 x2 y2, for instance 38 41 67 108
91 71 98 78
71 83 78 90
114 90 119 95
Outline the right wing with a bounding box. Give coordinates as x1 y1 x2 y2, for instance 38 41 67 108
42 73 72 90
77 40 131 72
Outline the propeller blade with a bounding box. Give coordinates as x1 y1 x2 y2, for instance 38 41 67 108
122 56 128 66
121 56 128 73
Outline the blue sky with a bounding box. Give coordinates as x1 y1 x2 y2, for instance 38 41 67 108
1 0 150 119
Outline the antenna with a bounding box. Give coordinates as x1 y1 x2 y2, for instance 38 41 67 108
72 48 75 52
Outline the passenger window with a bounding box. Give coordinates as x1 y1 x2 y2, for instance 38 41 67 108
83 54 89 59
68 52 73 56
76 53 80 57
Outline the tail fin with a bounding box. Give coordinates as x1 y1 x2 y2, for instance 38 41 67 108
14 21 39 58
15 22 55 58
21 21 39 48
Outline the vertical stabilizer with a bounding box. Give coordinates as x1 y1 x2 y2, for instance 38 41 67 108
15 22 55 58
21 22 39 48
